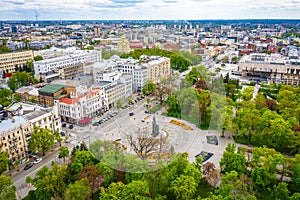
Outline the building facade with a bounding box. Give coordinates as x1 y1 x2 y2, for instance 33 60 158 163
34 50 100 75
0 50 34 73
239 53 300 85
0 102 61 165
58 86 108 123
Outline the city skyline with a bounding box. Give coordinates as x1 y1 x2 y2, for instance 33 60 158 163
1 0 300 21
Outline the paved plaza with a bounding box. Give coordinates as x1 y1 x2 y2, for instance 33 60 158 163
71 99 234 168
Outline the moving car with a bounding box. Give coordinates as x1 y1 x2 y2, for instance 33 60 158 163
129 112 134 116
34 158 42 164
24 163 33 170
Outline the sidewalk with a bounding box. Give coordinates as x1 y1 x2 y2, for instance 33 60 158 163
10 143 61 178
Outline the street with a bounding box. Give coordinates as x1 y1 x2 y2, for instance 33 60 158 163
12 139 78 199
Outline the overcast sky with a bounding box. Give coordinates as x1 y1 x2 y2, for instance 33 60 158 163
0 0 300 20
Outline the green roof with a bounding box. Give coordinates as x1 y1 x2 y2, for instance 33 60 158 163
39 84 65 94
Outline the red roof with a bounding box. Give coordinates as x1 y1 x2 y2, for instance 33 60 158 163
78 118 91 125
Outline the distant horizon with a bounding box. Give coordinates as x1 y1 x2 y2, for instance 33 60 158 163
1 0 300 21
1 18 300 22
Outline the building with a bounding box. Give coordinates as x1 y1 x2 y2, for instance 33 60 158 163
103 83 126 108
38 84 75 106
108 55 171 92
0 102 61 165
0 50 34 73
239 53 300 85
57 63 84 79
119 74 133 97
58 86 108 123
33 50 101 76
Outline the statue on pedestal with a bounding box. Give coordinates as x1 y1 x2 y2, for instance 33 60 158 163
151 116 159 137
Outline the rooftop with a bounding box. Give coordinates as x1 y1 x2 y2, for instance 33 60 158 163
0 116 27 136
39 84 65 94
24 109 50 121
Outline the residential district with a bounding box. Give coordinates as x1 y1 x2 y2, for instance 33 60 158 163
0 20 300 200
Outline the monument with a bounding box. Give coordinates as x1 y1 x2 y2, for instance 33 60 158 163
151 116 160 137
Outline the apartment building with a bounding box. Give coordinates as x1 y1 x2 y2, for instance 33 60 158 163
58 86 108 123
0 50 34 73
141 56 171 84
239 53 300 85
34 50 100 75
0 102 61 164
108 55 171 91
104 83 126 108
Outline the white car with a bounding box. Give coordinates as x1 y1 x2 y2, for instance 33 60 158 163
34 158 42 164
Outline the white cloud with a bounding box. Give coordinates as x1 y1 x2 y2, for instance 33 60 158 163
0 0 299 20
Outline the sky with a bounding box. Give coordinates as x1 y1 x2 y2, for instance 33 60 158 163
0 0 300 20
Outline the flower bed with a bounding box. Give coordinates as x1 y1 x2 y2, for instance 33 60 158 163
170 119 193 130
195 151 214 162
206 135 218 145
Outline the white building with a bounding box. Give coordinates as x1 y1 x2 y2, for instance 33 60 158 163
58 86 108 123
34 50 101 75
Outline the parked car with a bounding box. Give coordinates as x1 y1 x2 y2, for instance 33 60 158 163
93 122 99 126
24 163 33 170
34 158 42 164
68 124 74 129
129 112 134 116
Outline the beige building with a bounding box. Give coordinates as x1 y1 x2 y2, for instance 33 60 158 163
0 50 34 73
0 102 61 164
105 83 126 108
142 56 171 84
239 53 300 85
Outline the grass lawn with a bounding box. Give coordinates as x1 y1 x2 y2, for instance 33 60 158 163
149 104 162 113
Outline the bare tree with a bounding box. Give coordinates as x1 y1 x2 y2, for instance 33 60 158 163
126 130 171 161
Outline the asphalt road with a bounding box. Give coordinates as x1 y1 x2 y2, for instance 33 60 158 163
12 140 78 199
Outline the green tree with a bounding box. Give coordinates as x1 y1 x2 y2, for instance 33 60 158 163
8 75 18 92
116 99 122 112
28 127 54 156
271 182 290 200
70 150 95 180
89 140 115 162
233 102 261 144
220 143 247 175
31 164 67 200
291 193 300 200
0 88 13 107
59 146 69 163
55 130 63 147
34 55 43 61
0 150 9 174
185 65 209 86
99 182 125 200
291 164 300 193
0 175 16 200
142 80 156 95
166 94 181 118
64 178 91 200
170 175 198 200
216 171 255 200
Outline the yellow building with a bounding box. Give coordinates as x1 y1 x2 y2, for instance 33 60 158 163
0 102 61 165
0 50 34 73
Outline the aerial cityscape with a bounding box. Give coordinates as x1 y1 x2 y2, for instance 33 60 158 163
0 1 300 200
